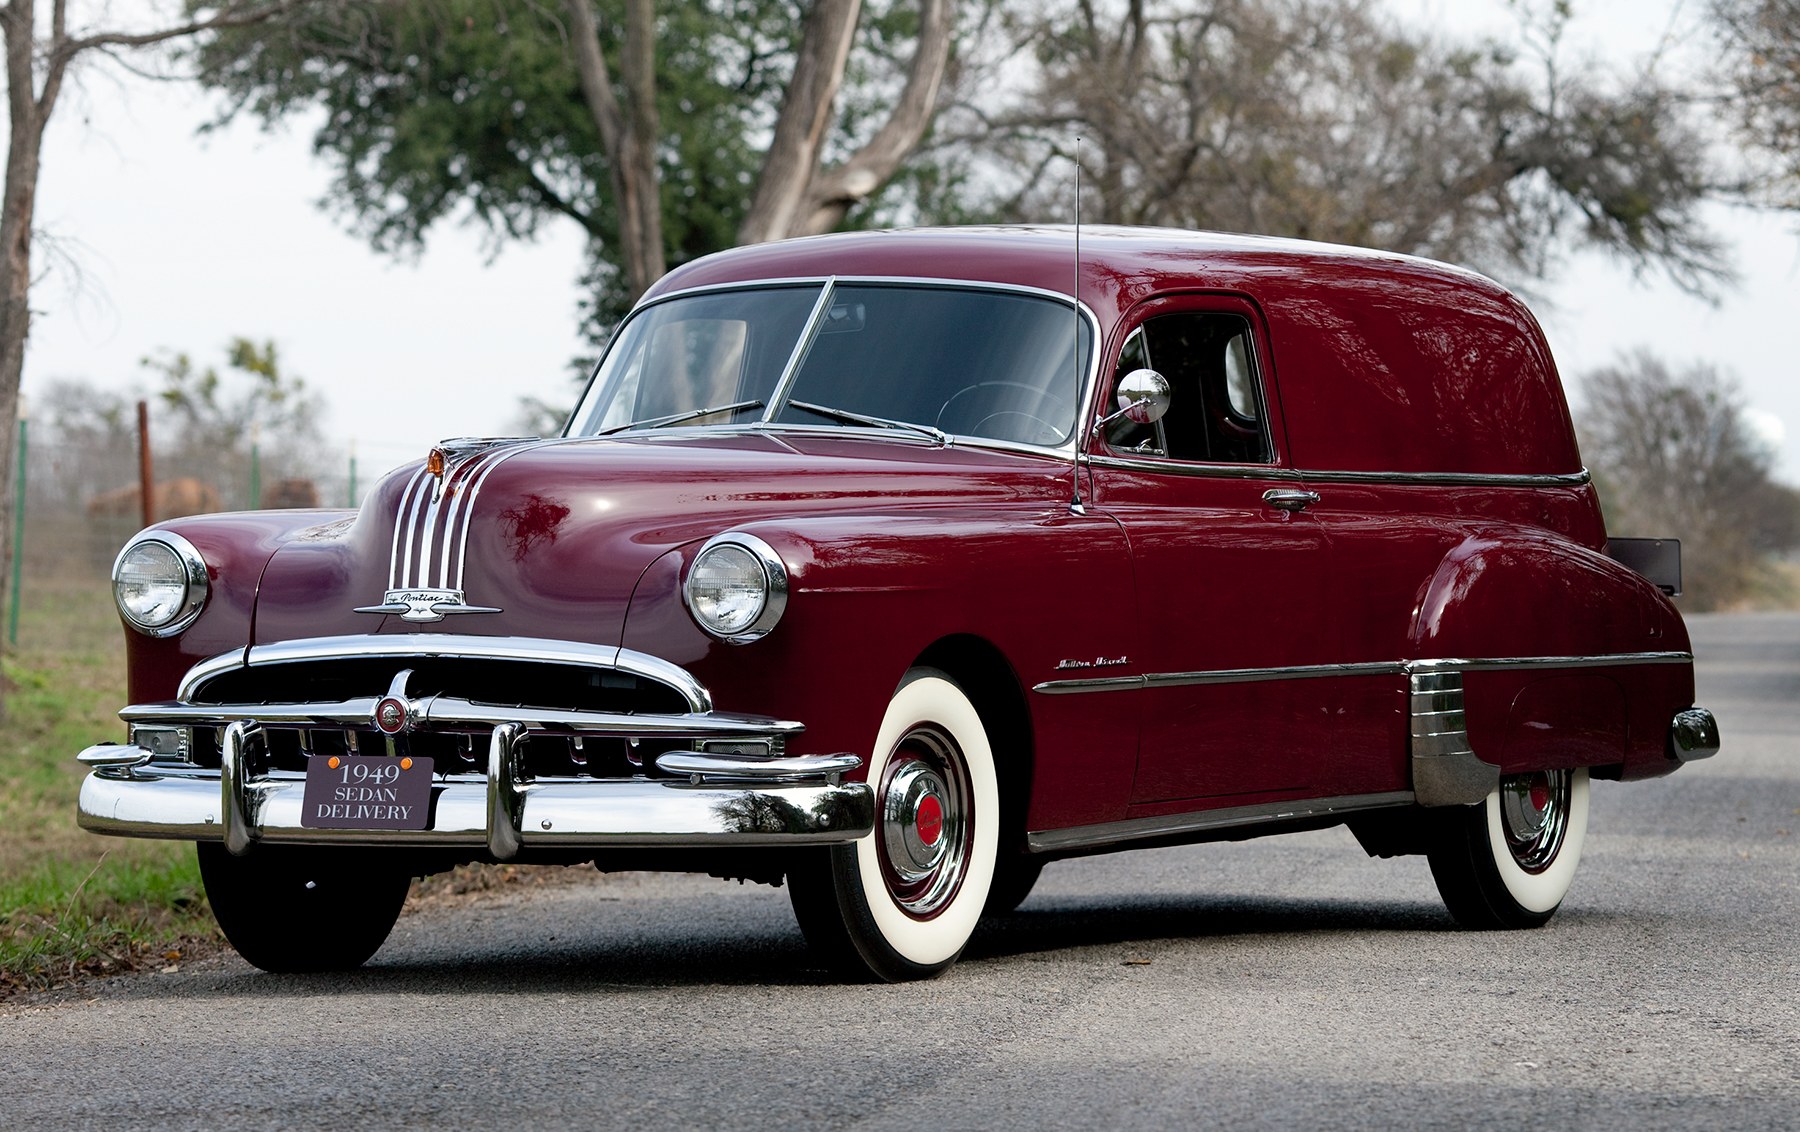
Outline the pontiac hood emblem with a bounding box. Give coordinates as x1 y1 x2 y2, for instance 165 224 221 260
355 588 501 623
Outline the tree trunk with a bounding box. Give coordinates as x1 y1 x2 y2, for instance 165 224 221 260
565 0 665 305
0 0 299 717
0 0 50 718
794 0 954 236
737 0 862 245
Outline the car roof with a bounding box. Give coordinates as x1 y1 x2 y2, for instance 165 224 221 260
644 225 1510 320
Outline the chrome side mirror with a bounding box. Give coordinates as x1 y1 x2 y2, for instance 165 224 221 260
1093 368 1172 434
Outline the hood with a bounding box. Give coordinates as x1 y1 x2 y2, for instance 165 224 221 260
251 431 1067 646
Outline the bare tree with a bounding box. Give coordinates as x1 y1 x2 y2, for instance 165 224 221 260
943 0 1729 294
0 0 306 715
1712 0 1800 207
1578 351 1798 610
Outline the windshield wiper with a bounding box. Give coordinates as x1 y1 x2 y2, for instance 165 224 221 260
786 400 949 446
598 399 765 435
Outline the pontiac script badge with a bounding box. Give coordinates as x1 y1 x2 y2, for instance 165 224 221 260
354 588 501 623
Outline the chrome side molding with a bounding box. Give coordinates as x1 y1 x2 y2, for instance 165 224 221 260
1027 791 1415 854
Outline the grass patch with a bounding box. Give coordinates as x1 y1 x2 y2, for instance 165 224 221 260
0 557 220 997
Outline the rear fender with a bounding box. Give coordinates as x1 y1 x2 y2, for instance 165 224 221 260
1411 531 1694 781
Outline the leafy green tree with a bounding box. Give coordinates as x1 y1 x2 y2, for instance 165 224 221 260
141 337 334 508
192 0 955 333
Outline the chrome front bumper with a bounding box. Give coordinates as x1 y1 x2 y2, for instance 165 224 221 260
79 721 873 857
76 634 875 858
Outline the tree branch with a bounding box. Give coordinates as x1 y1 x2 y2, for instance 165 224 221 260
737 0 861 244
799 0 955 234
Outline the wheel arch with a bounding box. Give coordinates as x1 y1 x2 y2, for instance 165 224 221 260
913 634 1035 855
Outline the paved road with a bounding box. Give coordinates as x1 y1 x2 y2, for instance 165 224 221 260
4 613 1796 1129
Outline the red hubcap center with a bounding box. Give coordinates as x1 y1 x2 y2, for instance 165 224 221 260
1529 775 1551 812
915 794 944 846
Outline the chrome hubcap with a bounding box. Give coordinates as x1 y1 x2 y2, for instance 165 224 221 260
1499 769 1571 873
877 727 971 918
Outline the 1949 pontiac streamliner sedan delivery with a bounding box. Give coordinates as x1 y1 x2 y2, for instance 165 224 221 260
78 226 1719 981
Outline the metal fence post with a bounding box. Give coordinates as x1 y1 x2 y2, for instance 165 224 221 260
8 411 26 647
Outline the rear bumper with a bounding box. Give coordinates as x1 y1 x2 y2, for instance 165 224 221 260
1669 707 1721 763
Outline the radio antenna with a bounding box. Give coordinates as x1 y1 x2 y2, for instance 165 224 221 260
1069 137 1086 516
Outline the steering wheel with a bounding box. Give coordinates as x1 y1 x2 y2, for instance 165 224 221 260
936 382 1068 443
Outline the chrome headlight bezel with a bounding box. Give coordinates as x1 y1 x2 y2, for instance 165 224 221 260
682 533 789 644
112 531 209 638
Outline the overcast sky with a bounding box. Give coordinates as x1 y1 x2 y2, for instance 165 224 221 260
19 0 1800 492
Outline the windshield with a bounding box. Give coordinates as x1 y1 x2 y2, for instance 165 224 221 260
566 282 1091 447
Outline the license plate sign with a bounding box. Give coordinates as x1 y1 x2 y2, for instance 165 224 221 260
301 755 434 830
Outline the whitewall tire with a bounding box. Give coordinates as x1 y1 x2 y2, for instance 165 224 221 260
789 668 1000 980
1427 767 1590 929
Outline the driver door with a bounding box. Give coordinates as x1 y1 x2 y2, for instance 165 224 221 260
1090 295 1339 809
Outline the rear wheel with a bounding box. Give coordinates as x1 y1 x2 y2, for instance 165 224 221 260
789 668 999 981
197 842 411 972
1426 767 1589 929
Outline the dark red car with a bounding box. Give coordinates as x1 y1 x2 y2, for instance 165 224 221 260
79 227 1718 981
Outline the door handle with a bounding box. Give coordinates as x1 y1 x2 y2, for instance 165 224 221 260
1262 488 1321 512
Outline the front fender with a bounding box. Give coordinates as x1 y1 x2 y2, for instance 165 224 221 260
122 510 353 705
618 506 1140 829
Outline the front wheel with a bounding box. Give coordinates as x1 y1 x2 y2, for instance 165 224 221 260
1426 767 1590 930
789 668 999 981
197 842 411 972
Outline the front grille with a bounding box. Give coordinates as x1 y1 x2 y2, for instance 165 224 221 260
195 657 689 715
174 655 703 780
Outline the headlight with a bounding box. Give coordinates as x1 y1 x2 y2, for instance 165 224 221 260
112 532 209 637
683 533 788 643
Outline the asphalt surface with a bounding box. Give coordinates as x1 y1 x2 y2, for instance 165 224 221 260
3 612 1795 1130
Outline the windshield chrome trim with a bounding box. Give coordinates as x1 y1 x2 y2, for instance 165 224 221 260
762 277 838 423
575 275 1104 455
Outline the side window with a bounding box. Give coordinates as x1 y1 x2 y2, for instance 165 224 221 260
1105 311 1272 464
